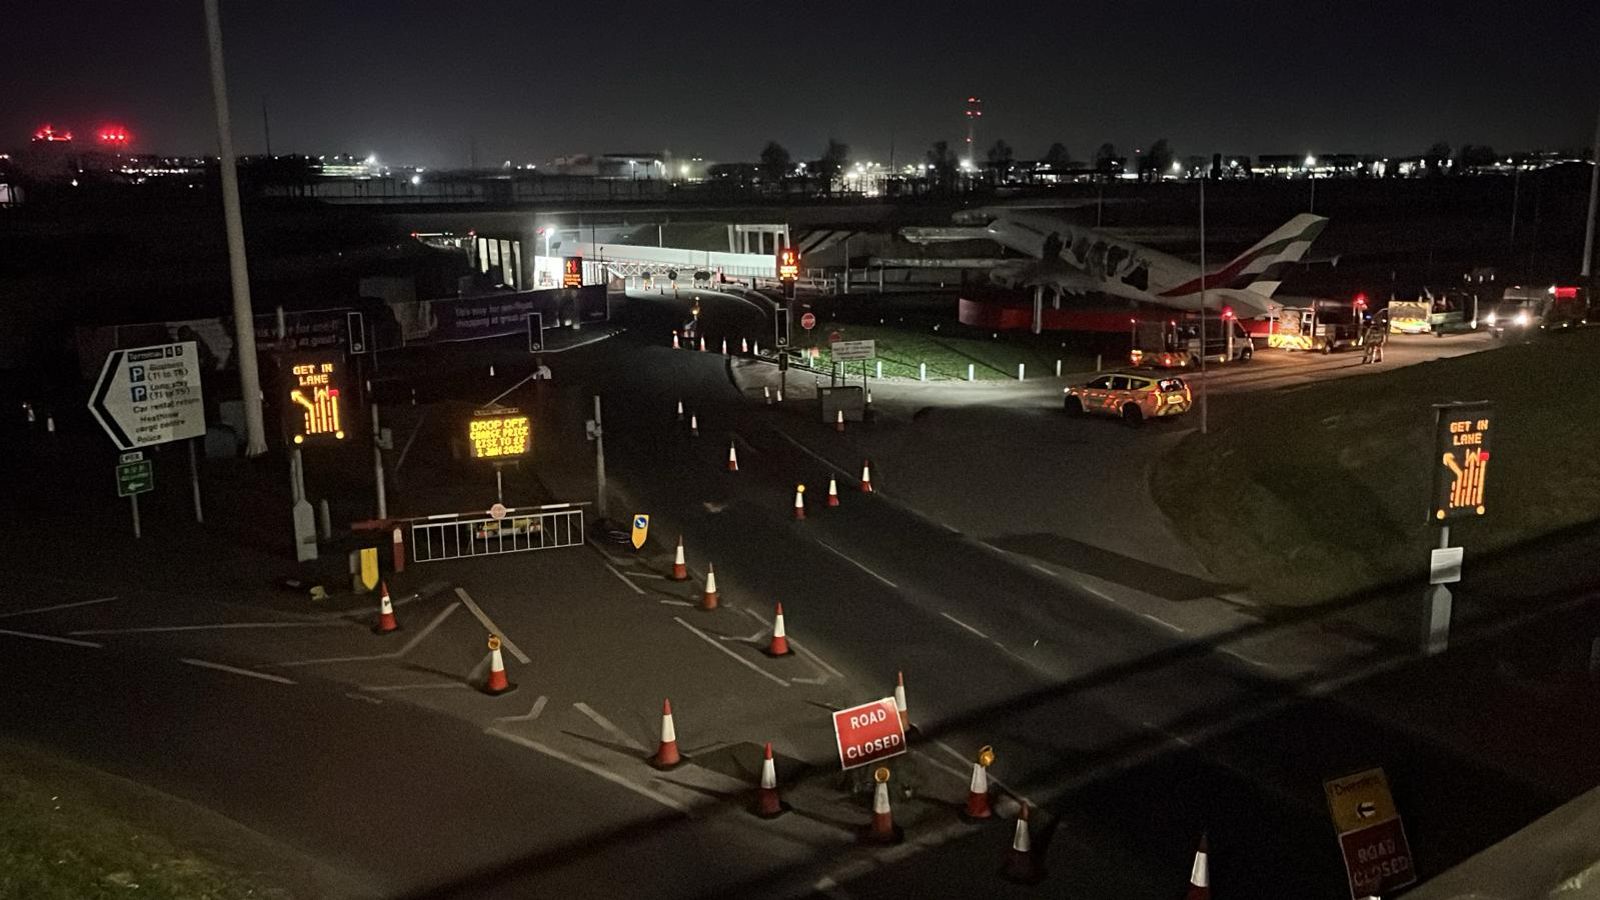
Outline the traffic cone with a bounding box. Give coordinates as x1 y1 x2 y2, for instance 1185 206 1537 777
690 414 699 437
776 388 784 404
962 761 993 821
676 399 684 422
835 409 846 433
1000 802 1044 884
721 338 729 355
489 364 496 377
860 459 874 493
1186 834 1210 900
741 338 749 354
671 536 688 581
373 582 399 634
766 603 791 656
793 484 806 520
672 331 680 350
728 443 739 472
651 698 683 769
827 477 840 507
483 635 515 696
699 337 707 352
894 671 909 730
860 772 902 844
754 742 786 818
764 385 773 407
701 564 719 611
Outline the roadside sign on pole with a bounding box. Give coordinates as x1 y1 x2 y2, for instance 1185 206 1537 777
346 311 368 354
630 514 649 550
527 311 545 352
775 306 791 348
800 312 817 331
832 697 907 770
1431 401 1492 521
830 339 877 361
1324 768 1417 899
88 342 206 451
117 458 154 497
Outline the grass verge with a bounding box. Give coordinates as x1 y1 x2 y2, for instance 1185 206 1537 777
1151 329 1600 609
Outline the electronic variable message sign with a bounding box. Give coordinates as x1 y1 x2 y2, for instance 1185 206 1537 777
562 256 584 288
469 409 533 460
1431 401 1491 521
283 352 349 445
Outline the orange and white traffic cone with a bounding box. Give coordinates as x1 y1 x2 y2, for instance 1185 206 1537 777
775 388 784 404
860 459 874 493
1185 833 1210 900
721 338 728 355
727 443 739 472
860 769 902 844
754 741 786 818
701 564 719 611
698 336 707 352
894 671 909 730
766 603 791 656
835 409 846 433
483 634 515 696
1000 802 1044 884
374 582 399 634
672 331 680 350
962 762 993 821
741 338 749 354
690 414 699 437
676 399 684 422
827 477 840 507
671 536 688 581
651 698 683 769
793 484 806 520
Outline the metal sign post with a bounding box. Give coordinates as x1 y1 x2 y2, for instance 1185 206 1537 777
1424 401 1492 654
187 438 204 523
586 396 607 519
117 451 154 539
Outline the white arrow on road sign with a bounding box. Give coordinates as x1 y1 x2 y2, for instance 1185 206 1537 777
87 342 206 451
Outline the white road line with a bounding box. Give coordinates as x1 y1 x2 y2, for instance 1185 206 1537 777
1221 646 1273 669
932 738 1033 806
359 682 471 692
627 571 668 580
1142 720 1194 747
1140 612 1187 634
941 522 962 533
1052 570 1189 635
0 629 102 648
72 621 347 636
574 702 648 752
494 695 549 723
586 539 630 564
453 588 531 663
278 602 460 667
738 608 847 680
1028 562 1056 576
485 728 691 814
672 617 790 688
792 676 828 685
345 692 384 705
769 427 857 481
939 611 990 640
659 599 694 607
912 747 973 784
815 540 899 589
0 596 118 620
179 658 296 685
603 562 647 595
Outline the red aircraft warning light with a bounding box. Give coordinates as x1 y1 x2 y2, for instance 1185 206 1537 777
96 126 131 147
32 124 73 142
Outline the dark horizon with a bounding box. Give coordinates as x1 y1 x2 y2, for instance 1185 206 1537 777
6 0 1598 168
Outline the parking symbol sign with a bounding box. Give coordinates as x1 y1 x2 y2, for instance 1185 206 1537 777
130 385 149 403
129 366 145 383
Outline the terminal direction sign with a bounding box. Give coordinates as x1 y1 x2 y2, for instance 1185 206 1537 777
1324 767 1416 899
832 697 907 770
830 339 877 361
88 342 206 451
116 454 154 497
1431 401 1492 521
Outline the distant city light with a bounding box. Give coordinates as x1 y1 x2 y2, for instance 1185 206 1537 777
410 174 421 185
1171 161 1183 173
1304 154 1317 167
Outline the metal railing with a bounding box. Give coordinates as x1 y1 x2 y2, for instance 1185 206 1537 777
409 503 584 563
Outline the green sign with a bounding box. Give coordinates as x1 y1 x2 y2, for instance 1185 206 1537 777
117 460 154 497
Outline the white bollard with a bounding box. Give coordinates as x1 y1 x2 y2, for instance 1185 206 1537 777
968 363 975 382
1096 354 1103 372
1055 359 1062 378
1018 363 1025 381
46 416 56 434
919 362 927 382
876 360 883 379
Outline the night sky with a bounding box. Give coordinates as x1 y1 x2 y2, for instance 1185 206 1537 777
6 0 1597 168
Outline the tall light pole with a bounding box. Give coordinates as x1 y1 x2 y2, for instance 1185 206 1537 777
1198 177 1208 435
203 0 267 456
1582 99 1600 278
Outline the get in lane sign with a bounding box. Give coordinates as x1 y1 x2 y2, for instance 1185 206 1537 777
88 342 205 450
1431 401 1492 521
832 697 907 770
1324 767 1417 899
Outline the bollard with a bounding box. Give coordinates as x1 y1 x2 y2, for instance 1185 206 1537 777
1055 359 1062 378
968 363 975 382
1017 363 1025 381
919 362 926 382
1095 353 1102 372
876 360 883 379
46 416 56 434
318 499 332 541
392 526 406 573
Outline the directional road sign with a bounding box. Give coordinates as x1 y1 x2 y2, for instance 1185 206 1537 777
832 697 907 770
88 342 205 451
1431 401 1492 521
1324 767 1416 899
830 339 877 361
630 514 649 550
117 457 154 497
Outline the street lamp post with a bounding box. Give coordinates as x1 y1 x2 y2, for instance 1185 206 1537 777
1198 177 1208 435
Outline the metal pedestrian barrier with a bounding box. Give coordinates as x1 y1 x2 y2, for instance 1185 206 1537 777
409 503 584 563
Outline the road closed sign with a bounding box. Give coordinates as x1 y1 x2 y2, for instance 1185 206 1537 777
832 697 907 770
1324 767 1416 899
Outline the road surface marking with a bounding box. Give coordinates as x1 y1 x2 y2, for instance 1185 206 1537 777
278 602 459 667
1221 646 1273 669
792 676 827 685
815 540 898 589
941 522 961 533
0 629 103 648
912 748 973 783
1028 562 1056 576
0 596 118 620
1045 568 1190 635
1142 720 1193 747
815 870 866 900
718 627 767 643
931 738 1033 806
602 561 647 595
72 621 347 636
345 692 384 705
574 702 648 752
769 427 857 480
359 682 471 692
179 658 296 685
659 599 694 607
485 728 691 814
627 571 668 580
739 607 846 679
672 617 789 688
494 695 548 723
453 588 530 663
586 539 630 564
939 611 989 640
1140 612 1187 633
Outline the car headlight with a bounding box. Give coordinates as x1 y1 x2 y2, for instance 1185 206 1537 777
1484 312 1496 326
1515 311 1529 326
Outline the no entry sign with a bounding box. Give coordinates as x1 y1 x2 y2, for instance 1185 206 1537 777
832 698 907 770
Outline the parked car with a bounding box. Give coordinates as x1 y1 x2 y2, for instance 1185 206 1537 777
1064 372 1192 426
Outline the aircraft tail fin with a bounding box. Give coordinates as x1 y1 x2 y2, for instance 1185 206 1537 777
1214 214 1328 297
